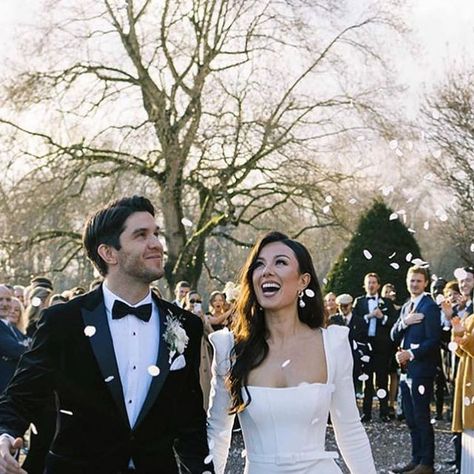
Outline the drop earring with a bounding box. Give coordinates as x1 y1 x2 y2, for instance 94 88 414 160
298 290 306 308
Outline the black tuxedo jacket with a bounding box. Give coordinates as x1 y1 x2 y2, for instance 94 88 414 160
0 320 27 393
0 287 213 474
352 296 397 352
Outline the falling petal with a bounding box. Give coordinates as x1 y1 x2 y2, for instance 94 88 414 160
104 376 115 383
389 252 396 259
361 355 370 363
406 197 414 204
432 110 440 120
353 340 358 351
322 278 328 285
181 218 193 227
465 397 471 406
311 417 319 425
390 263 400 270
432 149 442 158
448 341 458 352
406 252 413 262
281 359 291 368
148 365 161 377
322 205 330 214
31 297 42 307
395 149 404 157
423 221 430 230
363 249 373 260
443 326 451 332
60 409 73 416
410 343 420 349
454 268 468 280
389 213 398 221
408 228 416 233
411 258 427 266
30 423 38 435
418 385 425 395
208 439 215 449
439 214 448 222
325 195 333 203
470 243 474 252
467 382 472 387
349 198 357 204
241 449 247 458
204 454 213 464
84 325 96 337
358 373 369 382
431 418 436 425
389 140 398 150
377 389 387 399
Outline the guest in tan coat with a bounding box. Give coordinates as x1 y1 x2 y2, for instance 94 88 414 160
452 313 474 473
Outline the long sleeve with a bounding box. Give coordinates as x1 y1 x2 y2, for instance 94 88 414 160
207 329 236 474
328 325 376 473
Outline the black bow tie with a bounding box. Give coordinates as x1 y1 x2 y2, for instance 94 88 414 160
367 296 376 300
112 300 152 322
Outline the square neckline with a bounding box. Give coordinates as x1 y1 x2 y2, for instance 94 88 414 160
246 327 332 390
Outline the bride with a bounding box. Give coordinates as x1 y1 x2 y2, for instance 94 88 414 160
207 231 376 473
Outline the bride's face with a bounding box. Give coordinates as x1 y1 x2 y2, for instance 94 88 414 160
252 241 308 312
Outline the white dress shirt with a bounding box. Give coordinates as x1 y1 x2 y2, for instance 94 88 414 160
102 283 160 429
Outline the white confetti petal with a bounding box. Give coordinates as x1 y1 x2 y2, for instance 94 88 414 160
104 376 115 383
389 213 398 221
325 195 333 203
148 365 161 377
423 221 430 230
281 359 291 368
408 228 416 233
432 149 442 158
30 423 38 435
241 449 247 458
84 325 96 337
406 252 413 262
204 454 213 464
470 243 474 253
363 249 373 260
389 140 398 150
418 385 425 395
60 409 73 416
322 205 331 214
410 343 420 349
390 263 400 270
208 439 215 449
361 355 371 363
454 268 468 280
31 297 42 307
465 397 472 406
358 373 369 382
349 198 357 204
311 417 319 425
411 258 427 266
389 252 396 258
439 214 448 222
377 389 387 399
181 218 193 227
448 341 459 352
395 148 404 157
432 110 440 120
353 340 358 351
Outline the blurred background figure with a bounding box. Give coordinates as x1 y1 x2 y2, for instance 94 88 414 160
324 292 338 324
24 286 53 338
13 285 25 305
171 280 191 307
207 290 229 331
183 290 213 411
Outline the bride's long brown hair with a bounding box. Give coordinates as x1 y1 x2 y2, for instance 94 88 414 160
227 231 325 414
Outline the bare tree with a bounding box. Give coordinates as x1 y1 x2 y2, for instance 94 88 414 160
422 67 474 265
0 0 404 291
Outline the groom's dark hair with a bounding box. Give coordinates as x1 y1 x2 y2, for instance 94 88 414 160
83 196 155 276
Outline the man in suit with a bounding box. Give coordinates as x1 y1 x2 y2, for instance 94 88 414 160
390 266 441 474
329 293 367 393
0 196 213 474
0 285 27 394
352 272 397 422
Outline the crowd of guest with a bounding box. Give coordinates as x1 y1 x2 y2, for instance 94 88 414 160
0 263 473 473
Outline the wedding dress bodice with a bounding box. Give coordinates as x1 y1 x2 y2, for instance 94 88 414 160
207 325 376 474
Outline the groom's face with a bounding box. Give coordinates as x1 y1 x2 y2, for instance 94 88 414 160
114 211 165 283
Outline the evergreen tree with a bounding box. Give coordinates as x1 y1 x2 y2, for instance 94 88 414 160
325 199 423 302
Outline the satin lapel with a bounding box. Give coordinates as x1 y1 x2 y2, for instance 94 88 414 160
81 301 129 428
134 302 171 429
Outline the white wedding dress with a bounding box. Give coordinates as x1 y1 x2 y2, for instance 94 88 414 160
207 325 376 474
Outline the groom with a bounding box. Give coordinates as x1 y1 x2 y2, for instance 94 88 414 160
0 196 214 474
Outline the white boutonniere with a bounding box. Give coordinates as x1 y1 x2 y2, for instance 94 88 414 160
163 314 189 363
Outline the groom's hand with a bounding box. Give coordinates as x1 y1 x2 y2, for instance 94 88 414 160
0 435 27 473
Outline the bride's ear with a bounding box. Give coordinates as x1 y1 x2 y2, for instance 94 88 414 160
300 273 311 289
